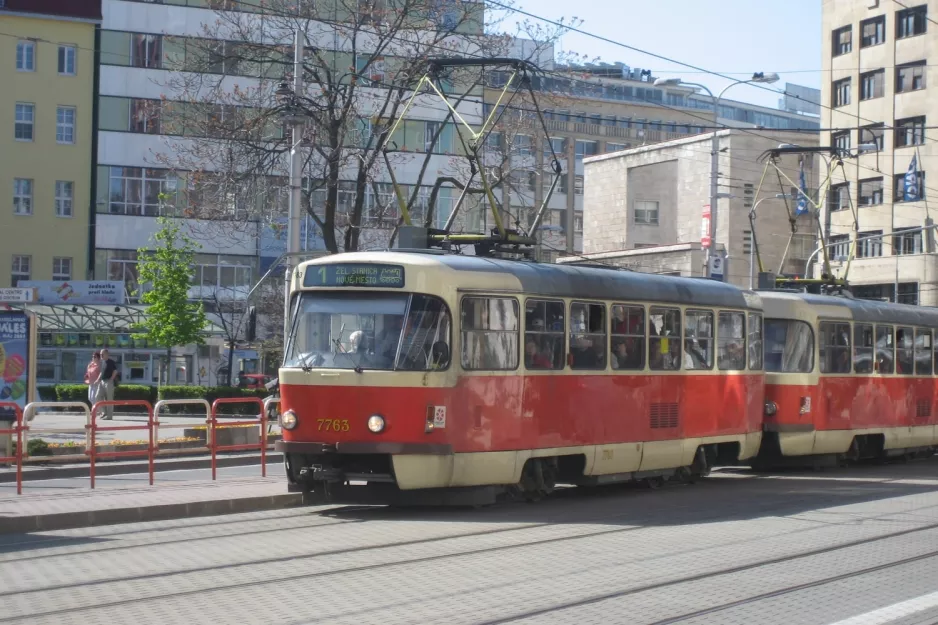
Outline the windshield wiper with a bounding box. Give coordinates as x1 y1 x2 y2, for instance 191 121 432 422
333 337 364 374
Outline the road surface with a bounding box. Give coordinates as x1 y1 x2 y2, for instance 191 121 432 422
3 459 938 624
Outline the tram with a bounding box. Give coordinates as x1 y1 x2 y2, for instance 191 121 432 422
275 251 766 503
757 290 938 467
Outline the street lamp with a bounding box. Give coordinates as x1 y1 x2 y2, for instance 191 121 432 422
748 193 793 288
655 72 780 280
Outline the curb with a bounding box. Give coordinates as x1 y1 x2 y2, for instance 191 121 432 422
2 492 304 534
0 453 284 483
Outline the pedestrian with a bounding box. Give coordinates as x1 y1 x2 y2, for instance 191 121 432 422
99 348 118 420
84 352 103 408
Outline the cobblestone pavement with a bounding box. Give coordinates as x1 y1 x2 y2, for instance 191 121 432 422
3 459 938 625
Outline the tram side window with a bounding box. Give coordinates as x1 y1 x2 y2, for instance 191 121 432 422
819 322 851 374
717 312 746 371
524 299 565 370
569 302 606 369
876 325 894 374
748 313 764 371
683 309 713 370
764 319 814 372
896 326 914 375
460 296 519 370
854 324 874 374
649 307 681 371
915 328 933 375
611 304 645 370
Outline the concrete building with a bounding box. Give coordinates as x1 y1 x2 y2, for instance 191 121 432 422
822 0 937 305
1 0 101 287
483 62 821 262
563 129 820 289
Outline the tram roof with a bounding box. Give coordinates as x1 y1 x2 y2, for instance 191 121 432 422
307 252 757 309
761 290 938 327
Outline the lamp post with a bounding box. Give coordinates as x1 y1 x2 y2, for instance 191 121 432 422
275 30 307 337
655 73 779 280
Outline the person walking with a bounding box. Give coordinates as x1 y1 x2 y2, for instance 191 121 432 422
99 349 118 420
84 352 104 408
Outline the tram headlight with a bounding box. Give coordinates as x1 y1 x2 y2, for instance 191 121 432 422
367 414 385 433
764 401 778 417
280 409 298 430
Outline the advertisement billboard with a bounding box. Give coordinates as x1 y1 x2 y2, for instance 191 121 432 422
780 83 821 117
0 310 36 418
19 281 125 305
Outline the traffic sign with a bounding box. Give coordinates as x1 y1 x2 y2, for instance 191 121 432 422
709 255 725 282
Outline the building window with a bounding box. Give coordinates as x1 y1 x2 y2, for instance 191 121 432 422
606 142 625 153
16 40 35 71
574 175 583 195
896 116 926 147
859 178 883 206
53 257 72 281
11 256 30 286
56 106 76 144
857 230 883 257
15 103 34 141
131 34 162 69
832 25 852 56
829 234 850 259
108 167 180 216
896 61 926 93
830 182 850 211
860 70 884 100
13 178 32 215
861 15 886 47
513 134 533 157
893 227 923 255
131 99 161 134
860 123 885 151
574 140 598 160
543 136 564 160
634 200 659 225
832 130 851 152
55 181 74 217
57 45 77 75
895 170 925 202
896 5 927 39
832 78 851 107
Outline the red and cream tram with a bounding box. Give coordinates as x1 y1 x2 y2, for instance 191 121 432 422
276 251 766 503
758 290 938 466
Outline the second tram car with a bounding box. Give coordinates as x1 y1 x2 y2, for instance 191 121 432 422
276 251 766 503
758 290 938 466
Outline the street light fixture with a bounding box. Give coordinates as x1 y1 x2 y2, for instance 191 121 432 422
655 72 780 280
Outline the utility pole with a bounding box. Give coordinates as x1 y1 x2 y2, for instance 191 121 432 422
281 29 305 336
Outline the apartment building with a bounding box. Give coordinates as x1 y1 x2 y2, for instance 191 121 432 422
483 63 821 262
823 0 937 305
0 0 101 287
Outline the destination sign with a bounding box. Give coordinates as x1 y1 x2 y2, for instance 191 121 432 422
304 263 405 288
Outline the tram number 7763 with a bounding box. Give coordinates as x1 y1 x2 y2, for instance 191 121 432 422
317 419 351 432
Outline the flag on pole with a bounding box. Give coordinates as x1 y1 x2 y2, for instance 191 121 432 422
795 158 809 215
904 152 919 202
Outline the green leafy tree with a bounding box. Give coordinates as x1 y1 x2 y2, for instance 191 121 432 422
134 214 207 385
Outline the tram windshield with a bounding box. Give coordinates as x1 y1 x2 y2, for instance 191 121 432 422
764 319 814 373
284 292 451 371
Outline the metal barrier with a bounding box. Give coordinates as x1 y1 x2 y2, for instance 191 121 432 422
90 400 155 489
152 398 212 458
24 401 93 464
0 403 23 495
210 397 267 479
264 396 281 433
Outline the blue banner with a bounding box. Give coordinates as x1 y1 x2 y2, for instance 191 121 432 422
904 153 919 202
0 311 30 417
795 158 810 216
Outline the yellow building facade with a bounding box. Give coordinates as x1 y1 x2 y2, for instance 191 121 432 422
0 2 100 287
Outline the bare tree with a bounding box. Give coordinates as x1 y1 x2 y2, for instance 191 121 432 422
154 0 571 253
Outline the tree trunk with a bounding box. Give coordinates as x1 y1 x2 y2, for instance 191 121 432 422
166 346 172 387
227 343 235 387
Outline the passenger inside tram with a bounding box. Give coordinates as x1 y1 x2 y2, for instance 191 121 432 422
525 336 553 369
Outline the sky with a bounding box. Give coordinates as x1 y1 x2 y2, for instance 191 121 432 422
507 0 822 112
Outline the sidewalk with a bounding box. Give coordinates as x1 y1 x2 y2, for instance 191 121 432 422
0 475 301 534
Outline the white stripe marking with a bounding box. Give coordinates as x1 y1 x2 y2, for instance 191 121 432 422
826 591 938 625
